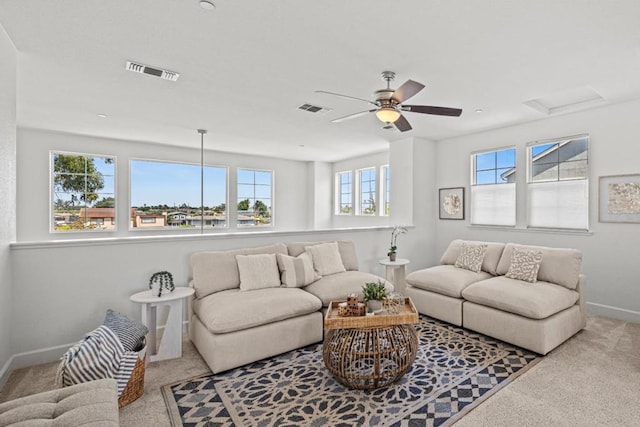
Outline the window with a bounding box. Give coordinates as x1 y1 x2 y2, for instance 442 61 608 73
51 152 115 232
237 169 273 227
357 167 377 215
527 135 589 230
470 148 516 226
130 160 227 230
336 171 353 214
381 165 390 216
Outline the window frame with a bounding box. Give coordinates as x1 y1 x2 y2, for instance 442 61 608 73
335 170 354 215
237 168 274 228
356 167 377 216
381 165 390 216
470 146 517 227
129 158 228 231
50 150 117 234
526 134 589 231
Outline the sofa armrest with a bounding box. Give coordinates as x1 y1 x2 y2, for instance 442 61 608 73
576 274 587 328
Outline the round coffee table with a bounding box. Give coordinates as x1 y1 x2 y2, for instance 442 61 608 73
322 298 420 390
323 324 418 390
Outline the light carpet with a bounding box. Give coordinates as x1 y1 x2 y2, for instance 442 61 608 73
162 316 540 426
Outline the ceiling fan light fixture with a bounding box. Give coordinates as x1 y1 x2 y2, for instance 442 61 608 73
375 107 401 123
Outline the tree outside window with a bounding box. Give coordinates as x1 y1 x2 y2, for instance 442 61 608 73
237 169 273 226
52 152 115 232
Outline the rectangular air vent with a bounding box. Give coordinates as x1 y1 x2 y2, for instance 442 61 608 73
298 103 332 113
126 61 180 82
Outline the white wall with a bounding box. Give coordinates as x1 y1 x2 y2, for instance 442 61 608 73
17 128 310 241
0 25 17 385
10 228 391 356
307 161 332 229
435 99 640 322
332 151 391 228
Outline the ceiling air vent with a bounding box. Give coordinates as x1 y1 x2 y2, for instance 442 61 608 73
126 61 180 82
298 103 332 113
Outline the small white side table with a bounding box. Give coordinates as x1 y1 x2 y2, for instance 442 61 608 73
130 286 194 363
378 258 410 294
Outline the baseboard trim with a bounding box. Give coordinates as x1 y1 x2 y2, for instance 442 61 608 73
0 321 190 390
586 302 640 323
0 342 74 389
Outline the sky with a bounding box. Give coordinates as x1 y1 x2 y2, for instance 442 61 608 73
130 160 227 207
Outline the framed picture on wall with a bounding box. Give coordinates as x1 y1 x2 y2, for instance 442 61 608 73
439 187 465 220
599 174 640 223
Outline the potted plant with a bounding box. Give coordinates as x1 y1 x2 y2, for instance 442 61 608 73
149 271 175 297
362 280 387 313
387 225 408 261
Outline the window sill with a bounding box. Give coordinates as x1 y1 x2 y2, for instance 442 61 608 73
467 225 593 236
10 225 413 250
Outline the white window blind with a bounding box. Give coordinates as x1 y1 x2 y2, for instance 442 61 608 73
528 180 588 230
471 183 516 226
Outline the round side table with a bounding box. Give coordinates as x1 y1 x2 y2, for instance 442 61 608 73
379 258 410 294
130 287 194 363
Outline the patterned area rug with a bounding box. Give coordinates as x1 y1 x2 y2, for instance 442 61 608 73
162 316 540 426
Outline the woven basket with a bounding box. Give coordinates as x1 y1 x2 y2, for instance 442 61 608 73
118 345 147 408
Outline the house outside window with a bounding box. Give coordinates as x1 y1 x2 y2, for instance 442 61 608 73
130 159 227 229
527 135 589 230
381 165 390 216
336 171 353 214
470 147 516 226
357 167 377 215
237 168 273 227
51 152 116 232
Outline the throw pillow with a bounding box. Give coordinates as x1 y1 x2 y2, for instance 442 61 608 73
103 309 149 352
236 253 282 291
276 252 320 287
454 242 488 273
505 247 544 283
305 241 346 276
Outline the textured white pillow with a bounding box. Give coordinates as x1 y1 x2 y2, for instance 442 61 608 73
236 253 281 291
305 242 346 276
454 243 488 273
276 252 320 287
505 247 544 283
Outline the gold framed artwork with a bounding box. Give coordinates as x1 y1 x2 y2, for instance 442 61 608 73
599 174 640 223
439 187 465 220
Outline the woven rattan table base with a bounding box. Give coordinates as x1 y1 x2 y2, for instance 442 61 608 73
322 324 418 390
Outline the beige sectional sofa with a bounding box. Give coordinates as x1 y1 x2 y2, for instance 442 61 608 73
405 240 586 355
189 240 391 373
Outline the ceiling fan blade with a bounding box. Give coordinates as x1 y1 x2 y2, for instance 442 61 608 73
391 80 425 103
315 90 378 107
331 109 377 123
402 105 463 117
394 114 412 132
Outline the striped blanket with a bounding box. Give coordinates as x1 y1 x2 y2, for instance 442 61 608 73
55 325 141 396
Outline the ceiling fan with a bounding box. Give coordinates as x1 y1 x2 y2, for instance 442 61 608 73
316 71 462 132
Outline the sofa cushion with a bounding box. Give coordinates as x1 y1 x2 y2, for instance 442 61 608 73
303 271 393 306
305 242 346 276
276 252 319 287
193 288 322 334
236 253 281 291
505 247 543 283
440 240 505 275
406 265 492 298
287 241 359 271
454 242 488 273
190 243 288 298
461 276 579 320
496 244 582 290
0 378 119 426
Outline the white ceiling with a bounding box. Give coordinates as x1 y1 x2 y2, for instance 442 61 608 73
2 0 640 162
